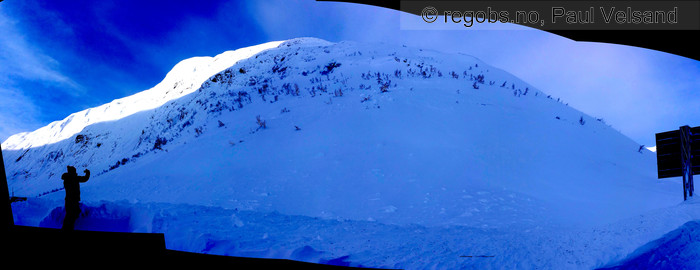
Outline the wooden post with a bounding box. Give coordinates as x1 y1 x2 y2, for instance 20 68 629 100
680 125 694 200
0 144 13 228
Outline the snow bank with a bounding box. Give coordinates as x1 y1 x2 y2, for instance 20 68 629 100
12 196 700 269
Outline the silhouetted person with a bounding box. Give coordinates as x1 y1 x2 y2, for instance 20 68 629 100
61 166 90 230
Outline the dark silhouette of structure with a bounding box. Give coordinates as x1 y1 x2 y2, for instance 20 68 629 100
61 165 90 230
656 125 699 200
1 144 12 229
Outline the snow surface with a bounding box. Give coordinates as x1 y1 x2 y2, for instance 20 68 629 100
600 217 700 269
3 37 695 269
11 196 700 269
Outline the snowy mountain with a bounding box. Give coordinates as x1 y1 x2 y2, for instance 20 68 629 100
3 38 690 268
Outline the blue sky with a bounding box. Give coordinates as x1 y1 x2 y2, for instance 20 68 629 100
1 0 699 149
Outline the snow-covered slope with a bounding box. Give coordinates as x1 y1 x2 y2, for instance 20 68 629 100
3 37 680 230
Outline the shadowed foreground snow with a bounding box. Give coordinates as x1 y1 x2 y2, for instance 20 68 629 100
600 219 700 269
12 196 700 269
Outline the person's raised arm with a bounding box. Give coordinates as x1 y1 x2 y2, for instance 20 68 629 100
79 169 90 183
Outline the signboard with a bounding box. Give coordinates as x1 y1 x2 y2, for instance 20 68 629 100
656 126 700 179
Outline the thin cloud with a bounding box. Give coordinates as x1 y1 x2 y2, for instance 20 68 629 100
0 9 83 93
0 8 85 141
0 85 43 142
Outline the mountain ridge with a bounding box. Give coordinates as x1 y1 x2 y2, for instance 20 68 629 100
2 37 676 229
2 40 287 151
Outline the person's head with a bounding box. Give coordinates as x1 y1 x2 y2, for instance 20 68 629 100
67 166 76 174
